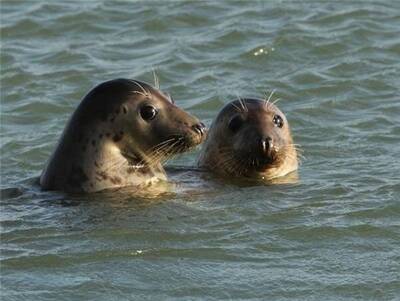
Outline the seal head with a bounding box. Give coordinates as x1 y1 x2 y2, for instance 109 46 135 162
40 78 206 193
198 98 298 180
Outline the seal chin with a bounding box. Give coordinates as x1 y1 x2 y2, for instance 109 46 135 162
253 149 279 172
253 152 297 180
254 159 274 172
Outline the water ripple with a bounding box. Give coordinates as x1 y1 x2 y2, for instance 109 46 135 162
1 1 400 300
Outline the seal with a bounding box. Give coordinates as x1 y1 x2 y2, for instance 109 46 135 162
40 78 206 193
198 98 298 181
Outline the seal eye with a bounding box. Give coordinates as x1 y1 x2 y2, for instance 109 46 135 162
140 105 158 121
228 115 243 132
273 115 284 128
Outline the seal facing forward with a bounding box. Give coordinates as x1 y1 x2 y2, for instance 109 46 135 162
40 78 206 193
198 98 298 181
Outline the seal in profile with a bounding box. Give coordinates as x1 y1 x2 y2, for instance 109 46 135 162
40 78 206 193
197 98 298 181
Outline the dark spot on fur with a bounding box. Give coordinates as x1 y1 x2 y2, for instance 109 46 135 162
90 183 94 188
96 171 108 181
110 117 115 123
110 176 122 184
94 161 100 168
106 132 111 137
127 166 140 174
119 130 124 136
123 106 128 114
113 132 123 142
99 133 103 139
138 166 151 174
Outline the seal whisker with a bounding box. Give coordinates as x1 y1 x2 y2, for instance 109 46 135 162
220 157 237 175
152 136 182 152
153 142 175 154
149 143 171 155
130 91 148 97
147 142 176 163
265 89 276 108
295 153 306 162
151 134 195 161
236 157 248 176
148 147 171 162
289 143 302 147
217 150 248 176
237 95 248 112
158 139 185 162
219 154 243 173
282 143 302 149
131 80 150 97
284 152 303 165
129 138 177 166
230 102 243 113
214 150 236 173
272 98 281 106
281 144 304 158
150 138 182 163
152 68 160 90
103 152 140 173
124 134 185 168
164 92 174 104
293 148 305 158
148 138 176 152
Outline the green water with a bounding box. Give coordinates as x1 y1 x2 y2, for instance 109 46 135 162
1 1 400 300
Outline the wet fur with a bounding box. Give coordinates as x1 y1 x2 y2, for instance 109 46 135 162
198 98 299 181
40 78 204 193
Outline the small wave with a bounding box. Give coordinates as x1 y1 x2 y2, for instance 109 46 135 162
0 187 24 200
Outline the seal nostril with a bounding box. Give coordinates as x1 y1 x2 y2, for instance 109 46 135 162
200 122 207 135
260 137 272 154
192 123 206 136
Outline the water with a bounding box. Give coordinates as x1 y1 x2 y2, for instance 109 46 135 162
1 1 400 300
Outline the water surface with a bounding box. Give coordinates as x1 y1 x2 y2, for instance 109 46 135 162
1 1 400 300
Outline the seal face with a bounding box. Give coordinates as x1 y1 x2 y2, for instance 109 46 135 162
198 98 298 181
40 78 206 193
